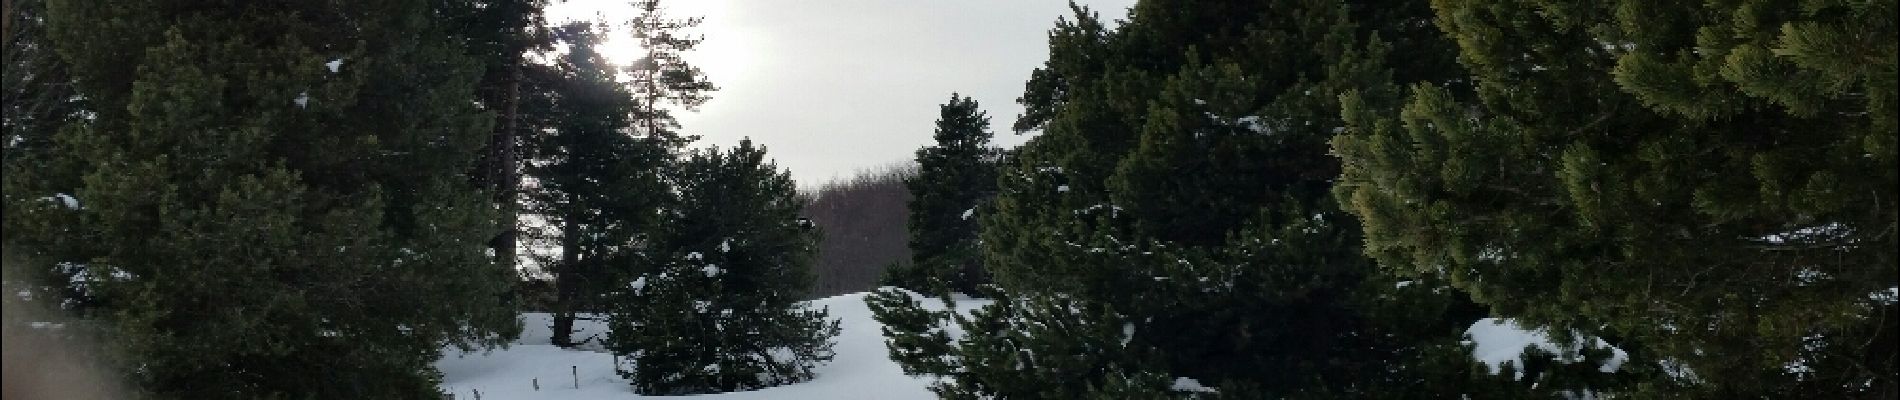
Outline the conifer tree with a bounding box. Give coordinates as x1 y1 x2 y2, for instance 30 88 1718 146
606 139 839 395
1332 0 1898 397
876 1 1515 398
4 1 521 397
530 21 672 348
625 0 717 146
886 93 1000 293
439 0 552 284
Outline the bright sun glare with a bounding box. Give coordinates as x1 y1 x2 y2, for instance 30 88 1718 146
544 1 740 78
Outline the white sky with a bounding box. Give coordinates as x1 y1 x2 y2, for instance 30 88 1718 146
545 0 1138 187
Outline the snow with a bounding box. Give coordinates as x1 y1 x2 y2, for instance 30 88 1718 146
325 58 344 73
1171 377 1217 393
1056 185 1070 193
628 277 646 294
719 239 732 253
294 92 310 108
685 252 704 261
1236 116 1271 134
961 208 975 220
1794 268 1830 285
44 193 81 209
1465 318 1628 379
1756 222 1850 245
1871 287 1900 305
438 290 989 399
701 265 722 277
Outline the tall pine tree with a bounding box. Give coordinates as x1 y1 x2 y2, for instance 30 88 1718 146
4 1 521 397
885 93 1000 293
606 139 839 395
438 0 552 289
624 0 716 146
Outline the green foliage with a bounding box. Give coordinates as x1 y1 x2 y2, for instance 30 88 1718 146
0 0 523 398
624 0 718 146
892 93 1000 294
1333 0 1898 397
606 139 839 395
529 21 672 347
874 0 1533 398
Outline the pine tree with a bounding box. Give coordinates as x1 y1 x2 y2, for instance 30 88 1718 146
606 139 839 395
4 1 521 397
624 0 717 146
439 0 552 287
2 0 87 297
888 93 1000 293
1332 0 1898 397
876 1 1517 398
529 21 672 348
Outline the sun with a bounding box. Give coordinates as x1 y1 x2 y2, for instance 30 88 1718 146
544 1 740 78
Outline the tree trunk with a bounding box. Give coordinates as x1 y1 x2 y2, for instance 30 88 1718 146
551 216 579 348
494 63 521 271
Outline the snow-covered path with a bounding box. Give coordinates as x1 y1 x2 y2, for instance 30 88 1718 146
436 291 985 400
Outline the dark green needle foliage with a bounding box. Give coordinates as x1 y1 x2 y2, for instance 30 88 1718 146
872 1 1523 398
0 0 523 398
883 93 1001 294
526 21 674 348
606 139 839 395
1333 0 1898 397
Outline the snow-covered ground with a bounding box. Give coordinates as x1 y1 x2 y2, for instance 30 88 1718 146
438 290 1619 399
1466 318 1628 378
437 290 988 400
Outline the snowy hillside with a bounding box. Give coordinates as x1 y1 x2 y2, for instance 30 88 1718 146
437 290 1626 400
436 290 988 400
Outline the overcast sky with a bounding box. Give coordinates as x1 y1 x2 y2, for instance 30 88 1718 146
545 0 1138 188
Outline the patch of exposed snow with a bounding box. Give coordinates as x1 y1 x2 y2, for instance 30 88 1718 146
961 208 975 220
1870 287 1899 305
1465 318 1628 379
701 265 722 277
1783 360 1813 379
1795 268 1830 285
1171 377 1217 393
294 92 310 108
1236 116 1270 134
437 291 991 399
685 252 704 261
44 193 81 209
1056 185 1070 193
719 239 732 253
325 58 344 73
1756 222 1851 245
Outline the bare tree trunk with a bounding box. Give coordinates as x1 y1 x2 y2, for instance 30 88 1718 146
3 0 15 45
550 216 579 348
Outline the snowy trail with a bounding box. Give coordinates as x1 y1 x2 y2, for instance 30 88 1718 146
437 290 986 400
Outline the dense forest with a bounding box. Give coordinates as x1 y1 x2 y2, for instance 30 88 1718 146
3 0 1894 399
